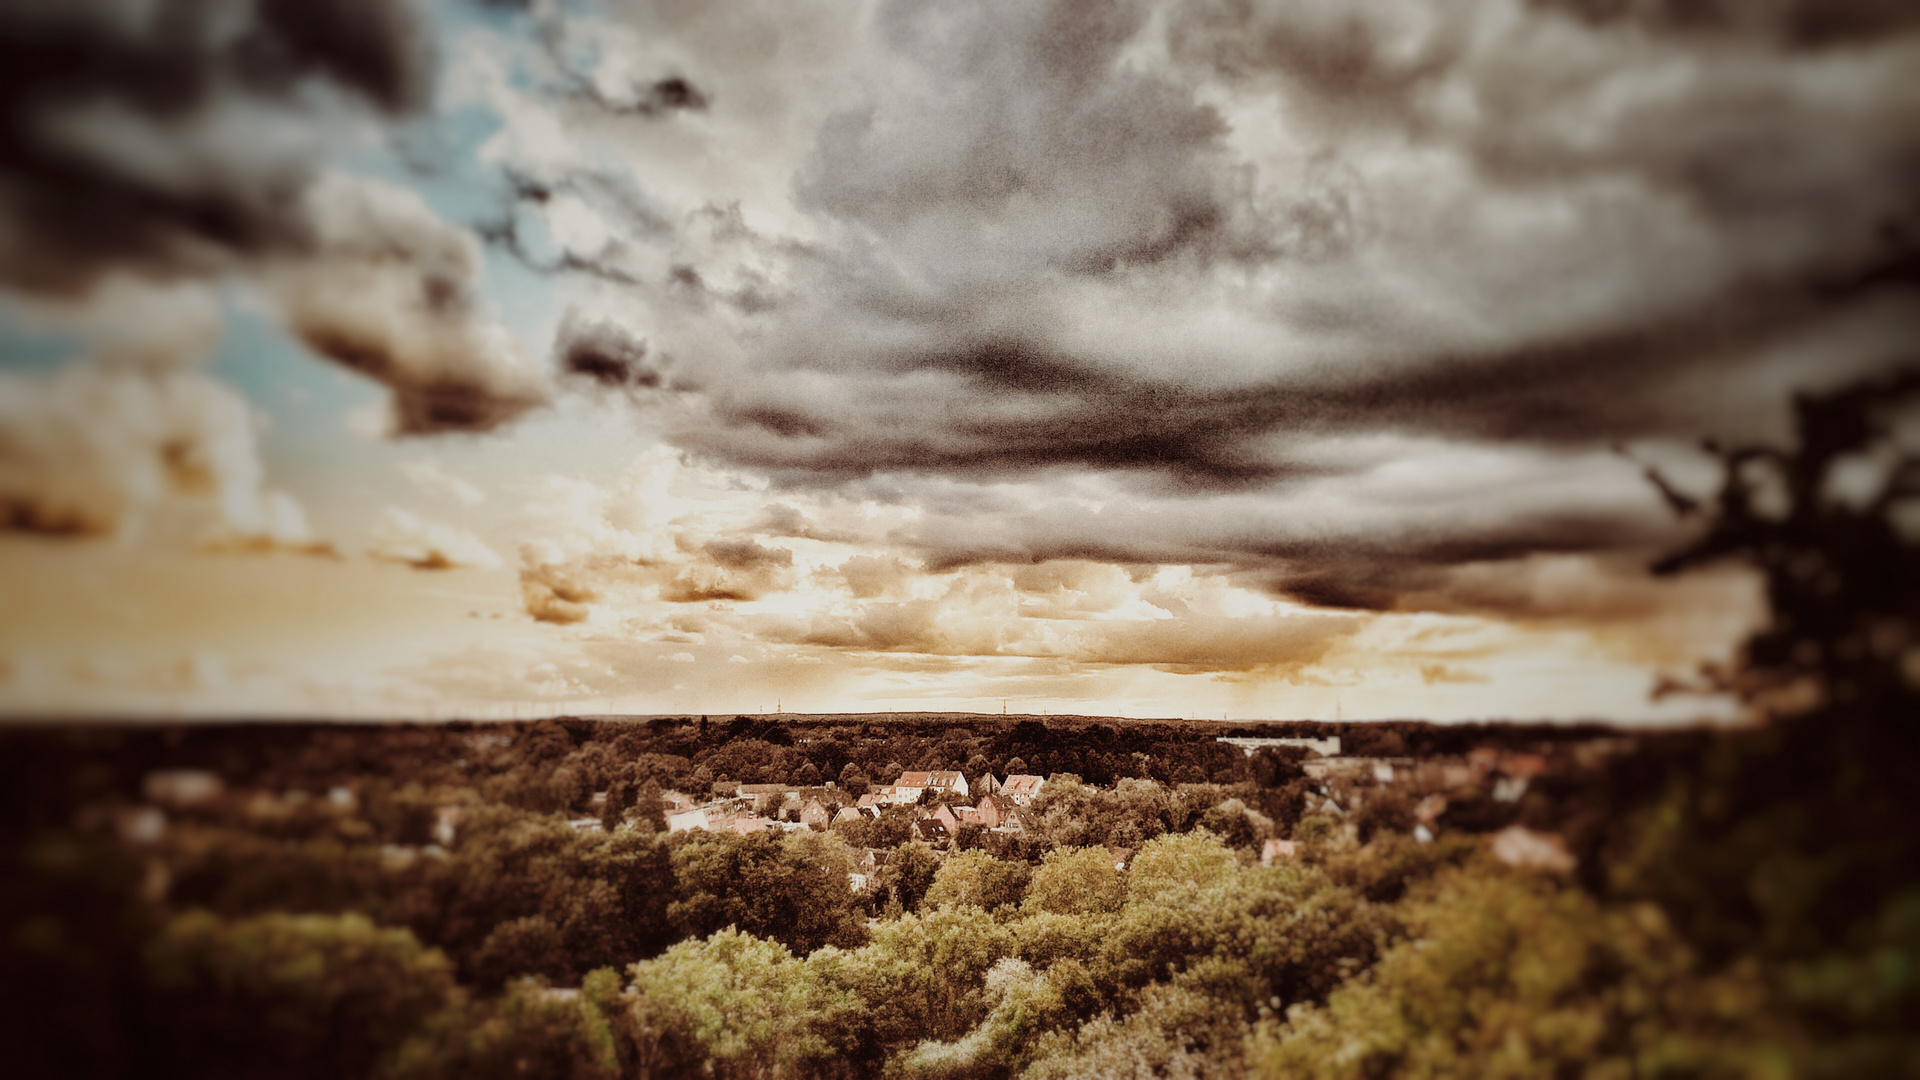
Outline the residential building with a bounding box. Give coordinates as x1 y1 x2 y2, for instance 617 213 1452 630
1000 774 1045 805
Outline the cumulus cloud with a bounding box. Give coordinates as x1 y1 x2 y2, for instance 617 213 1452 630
368 506 502 570
0 365 316 547
552 306 668 390
269 172 547 435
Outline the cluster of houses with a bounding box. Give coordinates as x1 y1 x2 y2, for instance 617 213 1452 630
663 769 1051 842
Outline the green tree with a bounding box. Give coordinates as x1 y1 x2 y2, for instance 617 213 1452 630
924 849 1032 916
1024 846 1126 917
1247 868 1764 1080
897 957 1069 1078
385 970 621 1080
141 909 457 1080
624 929 846 1079
668 829 866 954
812 904 1018 1053
875 840 943 915
838 762 871 797
469 915 570 992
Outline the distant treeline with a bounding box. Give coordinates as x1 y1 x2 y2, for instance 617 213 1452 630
1 712 1617 829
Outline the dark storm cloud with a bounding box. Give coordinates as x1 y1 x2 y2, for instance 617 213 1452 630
584 75 710 119
0 0 547 435
553 308 664 389
683 276 1891 488
0 0 430 291
1165 0 1920 278
798 0 1232 276
520 0 1918 613
1530 0 1920 47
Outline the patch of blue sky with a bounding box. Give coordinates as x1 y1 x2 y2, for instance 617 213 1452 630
326 0 566 344
0 313 77 373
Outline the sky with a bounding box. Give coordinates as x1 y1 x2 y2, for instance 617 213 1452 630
0 0 1914 722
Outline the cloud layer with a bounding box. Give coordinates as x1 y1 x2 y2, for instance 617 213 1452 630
483 0 1918 620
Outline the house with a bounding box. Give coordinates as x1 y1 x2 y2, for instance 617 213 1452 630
857 792 891 809
800 798 833 831
894 770 969 800
912 817 950 842
1261 838 1298 864
929 802 985 832
661 790 696 813
142 770 225 809
432 805 464 846
832 806 878 825
731 816 775 835
1490 825 1574 872
999 774 1045 805
993 804 1033 834
975 773 1003 797
1107 847 1133 871
1492 776 1530 802
1500 753 1548 780
974 793 1005 829
668 801 735 833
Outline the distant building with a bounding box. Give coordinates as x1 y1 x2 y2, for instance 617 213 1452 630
142 770 225 809
800 798 833 831
993 804 1034 834
1490 825 1574 873
1492 776 1530 802
893 770 969 800
999 775 1045 806
1216 736 1341 758
1261 838 1298 864
668 801 735 833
